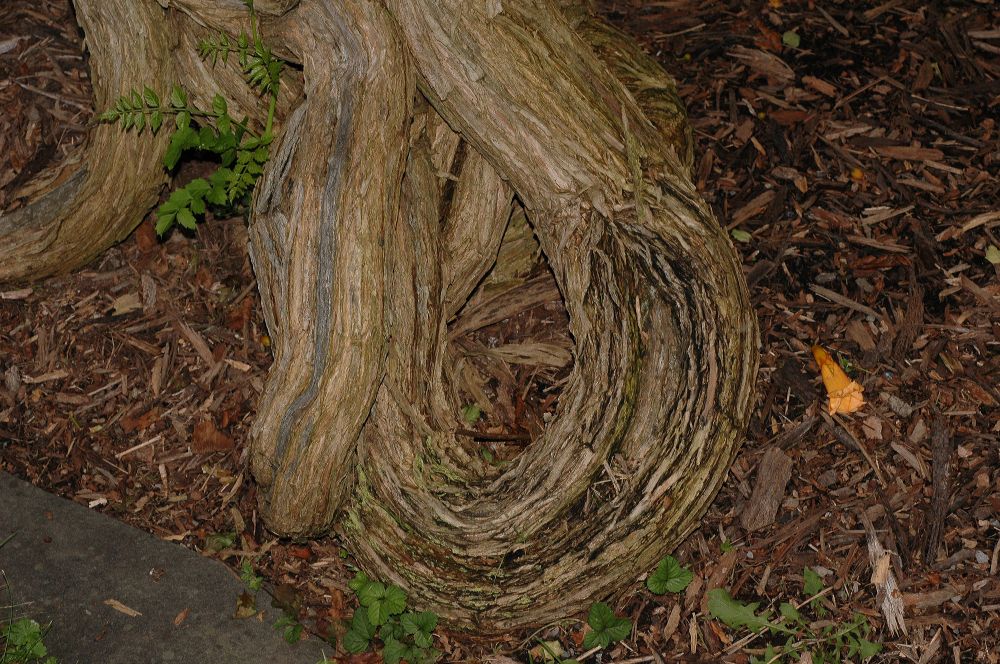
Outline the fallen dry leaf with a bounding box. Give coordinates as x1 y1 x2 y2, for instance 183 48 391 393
121 407 160 434
234 591 257 619
812 345 865 414
103 598 141 617
111 292 142 316
192 418 235 454
135 220 158 253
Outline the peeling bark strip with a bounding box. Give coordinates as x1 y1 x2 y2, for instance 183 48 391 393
1 0 759 632
246 0 412 535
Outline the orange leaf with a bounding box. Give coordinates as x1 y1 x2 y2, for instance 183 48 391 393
811 345 865 414
192 418 235 453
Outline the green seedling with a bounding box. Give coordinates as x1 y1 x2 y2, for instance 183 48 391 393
582 602 631 650
240 558 264 592
1 618 56 664
461 404 482 425
343 572 440 664
274 613 304 644
98 0 284 236
646 554 693 594
707 567 882 664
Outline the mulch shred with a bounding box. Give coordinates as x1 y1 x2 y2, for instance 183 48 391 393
2 0 998 661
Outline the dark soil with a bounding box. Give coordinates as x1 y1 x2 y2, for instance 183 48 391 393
2 0 998 662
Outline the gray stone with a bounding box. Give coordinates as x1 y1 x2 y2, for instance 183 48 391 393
0 472 329 664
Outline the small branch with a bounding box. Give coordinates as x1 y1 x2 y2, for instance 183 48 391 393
454 428 532 444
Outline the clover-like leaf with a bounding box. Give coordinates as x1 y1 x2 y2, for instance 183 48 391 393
342 628 370 654
646 555 693 594
583 602 631 650
382 636 409 664
401 611 437 636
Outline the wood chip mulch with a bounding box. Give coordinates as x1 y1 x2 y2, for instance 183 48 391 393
0 0 91 211
2 0 998 662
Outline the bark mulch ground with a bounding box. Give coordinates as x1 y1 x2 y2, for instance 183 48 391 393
2 1 998 662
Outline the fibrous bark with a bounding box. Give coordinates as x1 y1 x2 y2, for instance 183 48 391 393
1 0 759 632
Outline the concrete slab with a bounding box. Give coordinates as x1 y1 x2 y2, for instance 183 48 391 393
0 472 329 664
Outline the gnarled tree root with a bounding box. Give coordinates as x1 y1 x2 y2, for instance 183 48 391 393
1 0 758 632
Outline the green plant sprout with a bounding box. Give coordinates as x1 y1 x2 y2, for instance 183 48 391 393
273 613 304 644
2 562 57 664
239 558 264 592
582 602 631 650
97 0 283 236
707 567 881 664
1 618 56 664
525 601 632 664
646 554 693 595
343 572 440 664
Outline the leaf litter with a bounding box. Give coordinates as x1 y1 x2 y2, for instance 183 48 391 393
2 0 999 661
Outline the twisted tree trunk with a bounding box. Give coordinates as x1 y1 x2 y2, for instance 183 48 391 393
0 0 758 632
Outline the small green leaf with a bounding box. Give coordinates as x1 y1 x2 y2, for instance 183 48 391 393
207 185 228 206
782 31 801 48
342 628 370 654
384 585 407 616
170 84 187 108
198 125 218 150
368 602 391 627
358 580 385 607
150 110 163 134
401 611 437 636
461 404 481 425
731 229 752 243
380 619 405 642
155 211 175 236
646 555 693 594
412 628 433 649
163 143 183 170
803 566 823 597
583 602 631 650
176 110 191 131
858 637 882 658
350 607 376 639
986 244 1000 265
187 178 211 197
204 531 235 551
779 602 802 624
707 588 791 634
212 93 228 117
177 207 197 230
278 619 303 643
382 636 407 664
143 85 159 108
167 187 192 207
